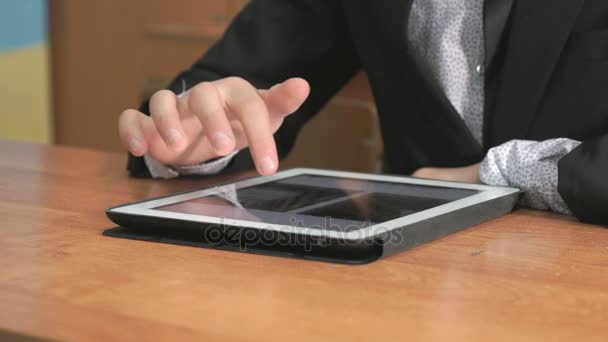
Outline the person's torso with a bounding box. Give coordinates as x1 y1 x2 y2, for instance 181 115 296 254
339 0 608 174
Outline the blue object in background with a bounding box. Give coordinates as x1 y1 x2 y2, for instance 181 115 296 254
0 0 51 144
0 0 48 51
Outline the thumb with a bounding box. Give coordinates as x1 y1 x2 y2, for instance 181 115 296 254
258 78 310 118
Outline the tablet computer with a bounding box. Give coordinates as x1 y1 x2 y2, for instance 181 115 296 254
106 168 520 264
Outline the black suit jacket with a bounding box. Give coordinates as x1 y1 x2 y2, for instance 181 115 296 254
129 0 608 224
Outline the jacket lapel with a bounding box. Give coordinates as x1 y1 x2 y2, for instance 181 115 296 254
484 0 514 71
489 0 585 146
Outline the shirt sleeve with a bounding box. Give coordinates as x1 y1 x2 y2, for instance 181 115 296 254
479 138 581 215
144 151 239 180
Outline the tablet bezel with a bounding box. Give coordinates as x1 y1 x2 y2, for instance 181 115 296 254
107 168 520 241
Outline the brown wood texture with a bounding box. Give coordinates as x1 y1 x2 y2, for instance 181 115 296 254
1 140 608 341
49 0 244 152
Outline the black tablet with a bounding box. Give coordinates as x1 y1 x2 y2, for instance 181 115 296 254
106 168 520 264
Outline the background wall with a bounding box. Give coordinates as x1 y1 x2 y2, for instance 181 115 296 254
0 0 52 143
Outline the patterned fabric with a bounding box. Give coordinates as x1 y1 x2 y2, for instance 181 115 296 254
408 0 485 144
144 154 179 179
145 0 581 216
480 139 581 214
144 151 238 179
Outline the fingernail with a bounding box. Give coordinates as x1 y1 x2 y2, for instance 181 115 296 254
167 128 183 147
260 156 276 174
212 132 231 151
129 138 142 152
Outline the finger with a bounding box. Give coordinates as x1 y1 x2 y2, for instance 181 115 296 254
258 77 310 119
169 132 223 166
186 82 236 156
120 107 216 166
217 77 278 176
136 113 186 165
149 90 188 152
118 109 148 156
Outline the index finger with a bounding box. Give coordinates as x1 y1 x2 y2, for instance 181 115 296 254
216 77 278 175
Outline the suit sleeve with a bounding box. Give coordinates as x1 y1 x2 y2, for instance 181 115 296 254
558 135 608 224
127 0 361 177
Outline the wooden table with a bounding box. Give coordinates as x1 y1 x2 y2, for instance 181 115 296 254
1 139 608 341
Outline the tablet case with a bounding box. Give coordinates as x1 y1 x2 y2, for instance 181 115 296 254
103 191 518 265
103 225 383 264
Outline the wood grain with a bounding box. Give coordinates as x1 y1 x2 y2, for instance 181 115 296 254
1 139 607 341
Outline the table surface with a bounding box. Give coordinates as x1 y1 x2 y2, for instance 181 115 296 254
1 139 608 341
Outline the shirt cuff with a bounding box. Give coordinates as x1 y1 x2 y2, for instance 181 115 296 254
144 150 239 179
479 138 581 215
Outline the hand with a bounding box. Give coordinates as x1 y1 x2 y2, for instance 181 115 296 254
118 77 310 176
411 163 481 184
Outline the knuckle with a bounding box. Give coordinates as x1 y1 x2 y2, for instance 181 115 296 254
149 91 176 121
150 89 170 104
190 81 213 97
120 108 138 119
118 110 139 136
225 76 249 88
226 77 258 95
201 108 225 123
150 107 173 127
150 110 170 126
239 97 266 118
189 84 225 119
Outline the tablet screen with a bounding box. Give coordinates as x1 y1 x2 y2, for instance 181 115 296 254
154 175 479 232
